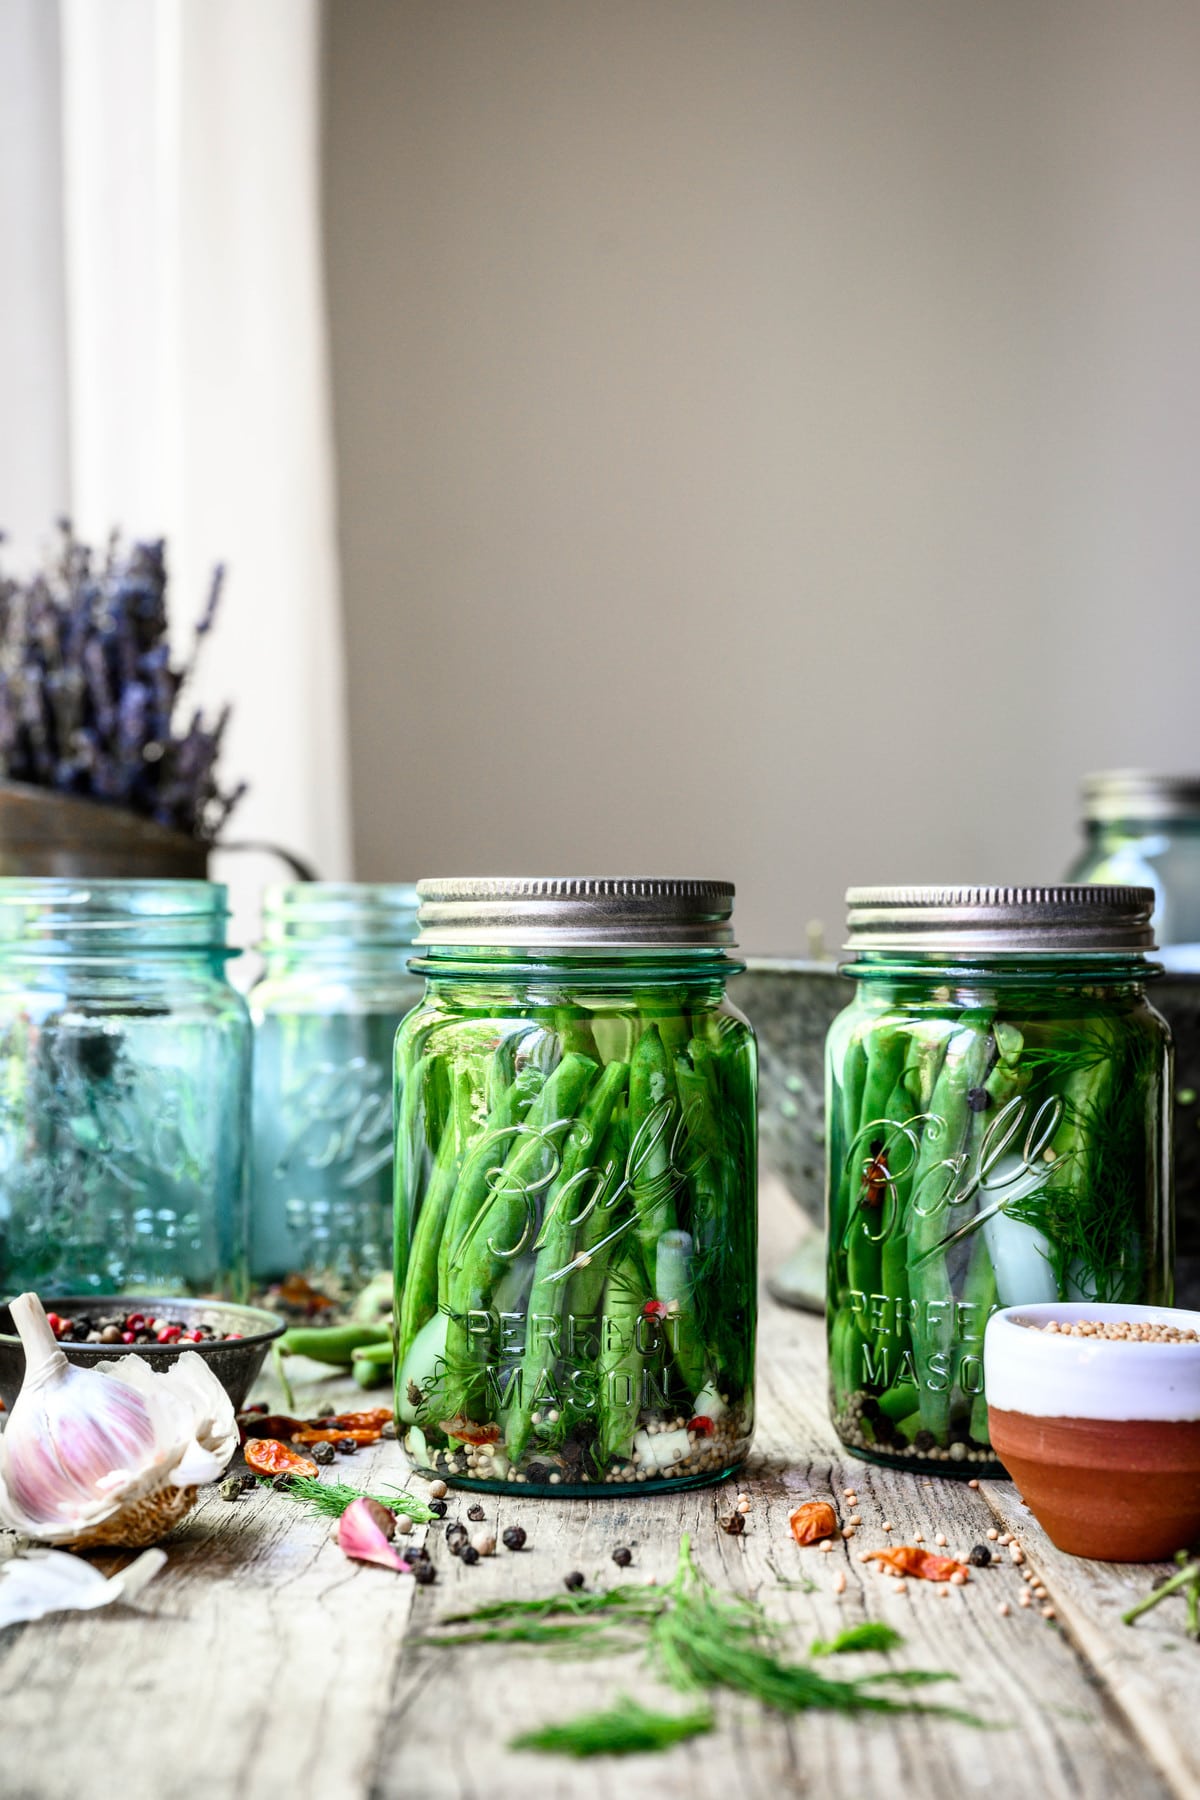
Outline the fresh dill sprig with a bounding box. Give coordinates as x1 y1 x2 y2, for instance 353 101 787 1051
258 1476 434 1522
425 1535 990 1733
811 1622 904 1657
511 1696 714 1758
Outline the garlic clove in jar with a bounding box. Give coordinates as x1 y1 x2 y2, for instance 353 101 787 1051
0 1293 238 1549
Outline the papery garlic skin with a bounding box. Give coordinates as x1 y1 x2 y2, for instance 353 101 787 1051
0 1293 238 1548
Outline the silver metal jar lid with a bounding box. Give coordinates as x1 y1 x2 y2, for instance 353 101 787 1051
845 885 1156 954
415 877 736 947
1082 770 1200 824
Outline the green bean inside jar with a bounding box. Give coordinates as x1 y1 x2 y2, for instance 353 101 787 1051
827 886 1171 1475
393 878 757 1494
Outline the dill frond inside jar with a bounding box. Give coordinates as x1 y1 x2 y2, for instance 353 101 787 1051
826 886 1171 1476
394 878 757 1494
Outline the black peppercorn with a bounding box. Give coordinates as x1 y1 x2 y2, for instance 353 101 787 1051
429 1498 448 1518
310 1442 336 1466
270 1473 294 1492
467 1503 486 1522
967 1086 990 1112
612 1546 633 1567
336 1437 358 1456
967 1544 992 1567
461 1545 480 1565
502 1525 527 1551
445 1523 469 1554
564 1570 585 1591
413 1560 436 1585
913 1430 937 1452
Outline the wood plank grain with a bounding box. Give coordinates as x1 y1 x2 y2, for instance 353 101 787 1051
981 1480 1200 1798
0 1180 1180 1800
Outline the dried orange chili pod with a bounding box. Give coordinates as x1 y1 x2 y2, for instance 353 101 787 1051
789 1500 838 1545
243 1439 320 1479
325 1409 392 1430
868 1545 969 1582
290 1428 384 1446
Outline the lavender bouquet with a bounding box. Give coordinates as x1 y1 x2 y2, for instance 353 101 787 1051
0 522 245 842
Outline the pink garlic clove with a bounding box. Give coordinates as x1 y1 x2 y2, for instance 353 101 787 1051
336 1497 412 1573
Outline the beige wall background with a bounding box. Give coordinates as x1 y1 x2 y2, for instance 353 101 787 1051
323 0 1200 955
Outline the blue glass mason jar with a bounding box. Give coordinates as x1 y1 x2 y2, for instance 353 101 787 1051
826 886 1171 1476
394 878 757 1495
0 879 249 1297
248 883 422 1299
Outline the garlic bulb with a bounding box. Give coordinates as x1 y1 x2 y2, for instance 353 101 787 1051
0 1293 238 1548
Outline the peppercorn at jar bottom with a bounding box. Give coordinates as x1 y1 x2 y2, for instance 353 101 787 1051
393 879 758 1495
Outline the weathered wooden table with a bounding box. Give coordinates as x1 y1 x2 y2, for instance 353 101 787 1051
2 1186 1197 1800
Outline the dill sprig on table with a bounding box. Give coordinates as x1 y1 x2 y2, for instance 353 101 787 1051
811 1622 905 1657
424 1535 990 1748
257 1476 435 1523
511 1696 714 1758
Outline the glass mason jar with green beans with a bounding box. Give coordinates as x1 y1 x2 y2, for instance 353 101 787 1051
827 886 1172 1475
394 878 758 1495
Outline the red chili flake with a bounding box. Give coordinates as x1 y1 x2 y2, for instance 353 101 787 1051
291 1428 383 1446
789 1501 839 1545
687 1415 715 1437
642 1300 667 1320
438 1416 501 1445
243 1439 320 1479
868 1545 970 1583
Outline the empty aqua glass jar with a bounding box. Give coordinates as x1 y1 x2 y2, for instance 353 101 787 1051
1067 772 1200 965
249 883 422 1300
394 878 757 1496
0 879 249 1298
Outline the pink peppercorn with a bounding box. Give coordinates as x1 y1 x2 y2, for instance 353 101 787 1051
121 1331 136 1344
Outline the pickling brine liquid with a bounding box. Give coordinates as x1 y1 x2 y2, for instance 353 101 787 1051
826 971 1170 1474
394 972 757 1494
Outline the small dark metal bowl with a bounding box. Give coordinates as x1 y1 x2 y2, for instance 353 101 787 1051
0 1296 286 1413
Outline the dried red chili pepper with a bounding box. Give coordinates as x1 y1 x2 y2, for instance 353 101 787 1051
860 1138 889 1210
789 1500 838 1545
687 1415 715 1437
236 1413 304 1443
642 1300 667 1320
243 1439 320 1479
290 1428 383 1446
868 1545 969 1583
325 1409 391 1431
438 1416 501 1445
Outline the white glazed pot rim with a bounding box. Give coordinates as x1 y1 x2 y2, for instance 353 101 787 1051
984 1301 1200 1422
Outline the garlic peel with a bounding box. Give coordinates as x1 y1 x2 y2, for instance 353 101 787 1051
0 1293 238 1548
0 1546 166 1631
337 1497 412 1573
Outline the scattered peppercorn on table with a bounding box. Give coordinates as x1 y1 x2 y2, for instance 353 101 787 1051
0 1179 1196 1800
